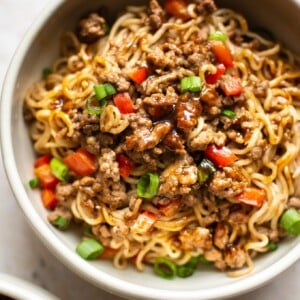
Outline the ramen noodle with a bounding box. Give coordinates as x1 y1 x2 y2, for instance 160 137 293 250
24 0 300 278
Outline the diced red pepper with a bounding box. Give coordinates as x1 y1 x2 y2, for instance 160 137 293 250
34 164 59 189
131 211 159 234
205 64 226 84
210 41 234 68
63 148 97 177
220 75 243 96
165 0 189 20
41 188 57 210
205 144 238 167
159 199 182 217
237 187 266 207
128 67 148 84
113 93 135 114
99 247 119 259
116 154 135 177
34 155 51 168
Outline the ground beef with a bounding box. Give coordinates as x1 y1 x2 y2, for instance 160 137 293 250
126 121 172 151
159 154 198 197
208 167 248 199
189 123 226 150
125 148 164 171
228 205 249 225
204 247 226 270
77 13 107 44
56 183 76 204
48 205 73 228
252 80 269 98
224 246 247 269
98 149 120 182
97 67 130 92
146 42 183 70
257 226 280 242
94 149 128 209
214 222 230 250
179 227 212 250
194 0 217 15
146 0 165 31
163 129 185 153
288 197 300 209
143 87 178 119
92 224 112 247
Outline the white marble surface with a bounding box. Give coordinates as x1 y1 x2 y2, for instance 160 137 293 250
0 1 299 299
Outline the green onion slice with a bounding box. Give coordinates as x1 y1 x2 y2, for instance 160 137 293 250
198 158 216 185
76 238 104 260
94 83 117 100
53 216 69 230
50 158 68 182
267 241 278 252
280 208 300 235
209 31 228 42
154 257 177 279
176 265 195 278
86 94 107 115
176 256 199 278
221 109 236 119
186 256 200 269
180 76 202 93
83 224 93 236
29 178 40 189
137 173 160 199
197 255 213 266
42 67 52 78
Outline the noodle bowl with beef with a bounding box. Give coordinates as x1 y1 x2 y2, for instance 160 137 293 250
23 0 300 279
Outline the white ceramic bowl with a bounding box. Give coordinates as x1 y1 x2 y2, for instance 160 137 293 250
1 0 300 299
0 273 58 300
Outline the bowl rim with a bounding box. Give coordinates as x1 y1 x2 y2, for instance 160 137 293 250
1 0 300 299
0 273 58 300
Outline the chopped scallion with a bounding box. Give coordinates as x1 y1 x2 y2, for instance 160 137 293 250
267 241 278 252
176 256 199 278
29 178 40 189
137 173 160 199
198 158 216 185
76 238 104 260
53 216 69 230
86 94 107 115
180 76 202 93
176 265 195 278
280 208 300 235
94 83 117 100
197 255 213 266
83 224 93 236
221 109 236 119
42 67 52 78
50 158 68 182
209 31 228 42
154 257 176 279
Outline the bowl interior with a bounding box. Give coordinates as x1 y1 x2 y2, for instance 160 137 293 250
1 0 300 299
